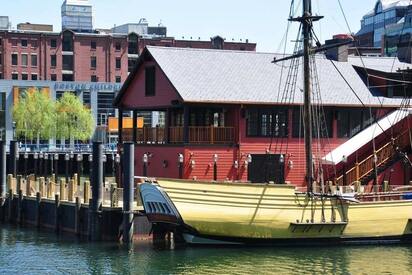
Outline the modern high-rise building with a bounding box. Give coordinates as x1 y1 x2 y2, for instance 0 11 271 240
61 0 94 33
356 0 410 48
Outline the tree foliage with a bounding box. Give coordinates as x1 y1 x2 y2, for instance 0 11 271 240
12 90 94 143
55 92 94 141
12 90 55 141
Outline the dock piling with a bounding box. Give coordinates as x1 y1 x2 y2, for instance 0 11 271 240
122 142 135 243
88 142 103 241
0 141 6 209
10 140 18 177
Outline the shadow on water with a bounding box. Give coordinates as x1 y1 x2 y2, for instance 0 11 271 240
1 225 412 274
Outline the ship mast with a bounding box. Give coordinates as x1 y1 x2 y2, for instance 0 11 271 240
302 0 314 193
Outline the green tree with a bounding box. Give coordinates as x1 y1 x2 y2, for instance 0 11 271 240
12 90 55 148
55 93 94 145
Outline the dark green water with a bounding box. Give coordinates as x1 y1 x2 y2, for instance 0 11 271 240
1 225 412 274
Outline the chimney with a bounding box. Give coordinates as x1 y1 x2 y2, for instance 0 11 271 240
325 34 352 62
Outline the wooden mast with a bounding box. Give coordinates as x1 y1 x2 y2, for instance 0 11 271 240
302 0 314 193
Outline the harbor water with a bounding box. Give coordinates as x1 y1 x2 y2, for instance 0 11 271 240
0 225 411 274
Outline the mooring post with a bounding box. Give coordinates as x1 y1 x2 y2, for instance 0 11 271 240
65 153 70 184
88 142 103 241
17 190 23 224
10 140 18 177
75 196 81 236
122 142 135 243
0 141 6 211
54 194 60 233
35 192 41 227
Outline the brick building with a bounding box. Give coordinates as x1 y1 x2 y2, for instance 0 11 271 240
0 29 256 83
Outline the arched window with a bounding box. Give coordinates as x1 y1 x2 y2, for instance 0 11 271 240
128 33 138 55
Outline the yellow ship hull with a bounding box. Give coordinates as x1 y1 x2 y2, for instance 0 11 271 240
140 179 412 245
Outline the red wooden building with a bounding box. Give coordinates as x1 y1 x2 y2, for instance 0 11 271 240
114 46 412 186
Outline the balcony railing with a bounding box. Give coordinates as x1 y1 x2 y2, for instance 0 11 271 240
123 126 235 145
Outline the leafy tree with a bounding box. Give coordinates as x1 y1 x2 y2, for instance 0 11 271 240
12 90 55 148
55 93 94 144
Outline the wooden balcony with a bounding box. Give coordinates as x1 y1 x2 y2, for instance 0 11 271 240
123 126 235 145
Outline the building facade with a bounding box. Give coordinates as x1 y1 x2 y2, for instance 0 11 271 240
356 0 409 48
0 80 122 145
113 46 410 185
61 0 94 33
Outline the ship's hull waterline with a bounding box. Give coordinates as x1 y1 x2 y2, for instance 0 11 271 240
140 179 412 245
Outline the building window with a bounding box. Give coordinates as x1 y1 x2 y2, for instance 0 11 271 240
292 108 333 138
128 58 138 73
21 39 28 47
31 74 38 80
0 53 2 65
83 91 91 108
11 53 18 66
0 73 2 80
11 40 17 47
51 55 57 67
115 42 121 51
145 67 156 96
62 32 73 51
31 54 38 67
91 75 97 82
246 108 288 137
116 58 121 69
21 73 28 80
128 33 138 54
21 54 28 67
31 40 38 48
91 41 96 50
337 109 376 138
62 55 74 71
51 74 57 81
62 74 74 81
115 76 121 83
51 39 57 48
12 73 18 80
90 56 97 68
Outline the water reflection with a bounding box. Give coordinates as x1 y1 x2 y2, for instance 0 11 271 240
0 225 411 274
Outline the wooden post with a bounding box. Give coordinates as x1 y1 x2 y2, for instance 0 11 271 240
110 183 118 207
54 194 60 233
383 180 389 193
68 179 74 202
84 180 90 204
26 176 32 197
7 175 14 195
355 163 359 181
16 175 21 196
17 190 23 224
39 177 45 198
60 179 66 201
74 196 81 235
35 192 41 227
7 189 12 222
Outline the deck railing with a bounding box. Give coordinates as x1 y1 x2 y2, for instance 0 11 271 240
123 126 235 145
336 130 411 185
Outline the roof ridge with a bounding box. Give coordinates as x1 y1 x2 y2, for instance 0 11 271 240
146 45 280 55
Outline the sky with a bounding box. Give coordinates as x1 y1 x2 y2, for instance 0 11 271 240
2 0 376 53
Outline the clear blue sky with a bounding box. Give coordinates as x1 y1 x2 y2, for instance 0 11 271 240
3 0 375 52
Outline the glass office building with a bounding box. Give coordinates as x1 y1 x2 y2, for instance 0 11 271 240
357 0 409 48
61 0 94 32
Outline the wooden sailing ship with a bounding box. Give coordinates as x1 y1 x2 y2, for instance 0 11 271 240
115 0 412 245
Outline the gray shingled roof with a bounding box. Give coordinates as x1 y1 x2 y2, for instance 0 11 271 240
146 46 403 107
